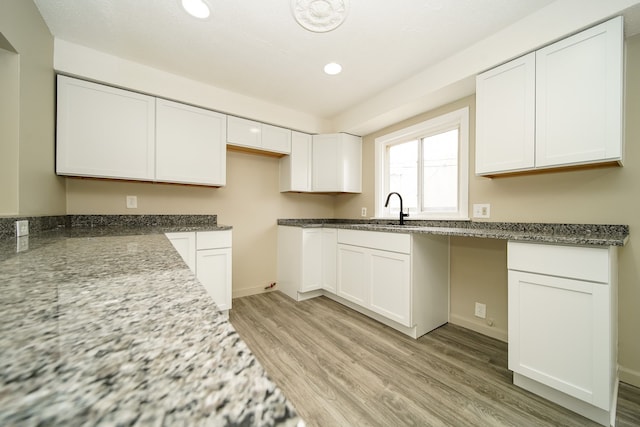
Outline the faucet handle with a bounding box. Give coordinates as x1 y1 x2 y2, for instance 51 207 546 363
402 208 410 218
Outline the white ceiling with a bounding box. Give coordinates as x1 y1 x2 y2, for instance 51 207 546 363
33 0 640 135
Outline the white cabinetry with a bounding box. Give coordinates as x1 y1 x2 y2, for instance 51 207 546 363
336 229 449 338
312 133 362 193
227 116 291 155
277 226 336 301
279 131 312 192
165 232 196 271
476 17 623 176
508 241 617 426
476 53 535 174
56 75 156 180
166 230 233 313
321 228 337 293
535 18 623 168
156 99 226 186
56 75 227 187
196 231 232 312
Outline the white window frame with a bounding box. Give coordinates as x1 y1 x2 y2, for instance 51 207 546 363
374 106 469 220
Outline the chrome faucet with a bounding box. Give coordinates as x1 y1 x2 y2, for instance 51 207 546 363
384 192 409 225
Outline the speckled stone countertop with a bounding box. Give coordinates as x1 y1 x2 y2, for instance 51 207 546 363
0 216 302 426
278 218 629 246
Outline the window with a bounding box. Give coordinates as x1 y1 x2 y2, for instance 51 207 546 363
375 107 469 219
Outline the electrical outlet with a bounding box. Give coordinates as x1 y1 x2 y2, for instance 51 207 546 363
361 207 367 217
126 195 138 209
474 302 486 319
473 203 490 219
15 220 29 237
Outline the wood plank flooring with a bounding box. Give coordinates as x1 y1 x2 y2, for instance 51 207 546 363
229 292 640 427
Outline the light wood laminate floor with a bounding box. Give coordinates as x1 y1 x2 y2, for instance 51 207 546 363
230 292 640 427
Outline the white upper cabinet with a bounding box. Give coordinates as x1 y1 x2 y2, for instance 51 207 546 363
476 53 535 175
312 133 362 193
280 131 312 192
57 75 227 186
156 99 226 186
56 75 156 180
262 123 292 154
535 17 623 168
227 116 291 155
475 16 623 176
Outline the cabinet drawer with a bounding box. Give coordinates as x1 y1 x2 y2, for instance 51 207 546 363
507 241 610 283
337 229 410 254
197 230 232 250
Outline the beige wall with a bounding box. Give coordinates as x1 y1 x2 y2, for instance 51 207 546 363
66 150 336 297
0 46 20 215
0 0 66 216
336 35 640 387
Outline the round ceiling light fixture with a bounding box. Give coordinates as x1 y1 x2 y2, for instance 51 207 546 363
292 0 349 33
324 62 342 75
181 0 211 19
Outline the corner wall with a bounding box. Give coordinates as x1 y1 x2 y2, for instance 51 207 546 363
0 0 66 216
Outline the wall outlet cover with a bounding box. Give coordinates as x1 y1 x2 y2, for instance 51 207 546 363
16 220 29 237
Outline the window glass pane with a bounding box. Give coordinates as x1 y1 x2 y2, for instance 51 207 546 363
388 139 418 212
422 129 458 211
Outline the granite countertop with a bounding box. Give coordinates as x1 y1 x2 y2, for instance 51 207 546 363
0 223 301 426
277 218 630 246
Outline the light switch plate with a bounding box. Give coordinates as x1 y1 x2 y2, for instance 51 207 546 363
473 203 491 219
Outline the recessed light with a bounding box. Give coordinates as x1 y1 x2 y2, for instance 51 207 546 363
181 0 210 19
324 62 342 75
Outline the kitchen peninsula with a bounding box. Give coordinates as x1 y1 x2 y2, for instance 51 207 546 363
0 215 301 426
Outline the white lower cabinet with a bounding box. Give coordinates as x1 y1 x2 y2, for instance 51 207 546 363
277 226 336 300
277 226 449 338
321 228 337 293
369 249 411 326
335 229 449 338
508 241 617 426
166 230 232 313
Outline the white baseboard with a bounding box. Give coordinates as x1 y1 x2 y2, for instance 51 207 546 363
449 313 508 342
619 365 640 388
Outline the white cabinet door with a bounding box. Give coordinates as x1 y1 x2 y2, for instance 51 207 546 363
341 133 363 193
312 133 362 192
312 134 340 191
337 244 368 306
369 249 411 327
301 228 323 292
197 248 232 311
156 99 226 186
321 228 337 293
56 75 155 180
227 116 292 155
280 131 311 192
475 53 535 175
262 123 291 154
227 116 261 149
535 17 623 168
508 270 610 409
166 232 196 271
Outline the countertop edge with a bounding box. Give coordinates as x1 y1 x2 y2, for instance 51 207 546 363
277 219 629 247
